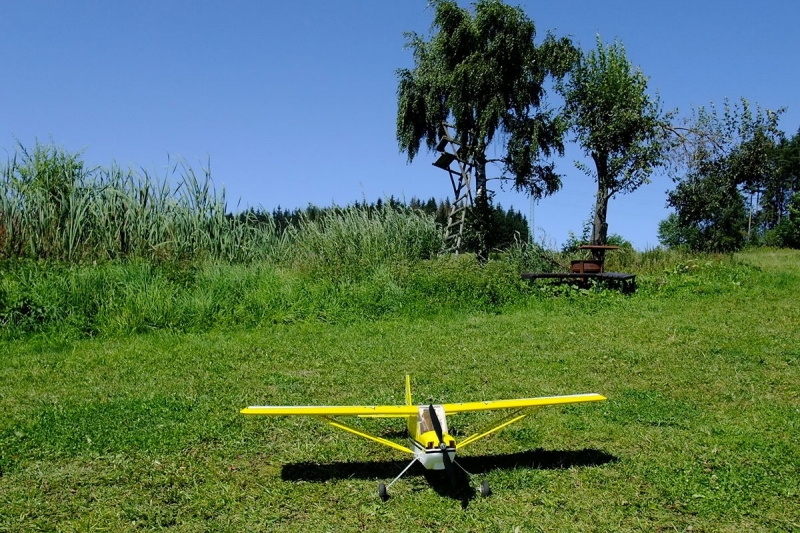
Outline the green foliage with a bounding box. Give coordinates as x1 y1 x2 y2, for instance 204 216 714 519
282 204 442 281
636 255 758 296
657 212 695 250
760 129 800 234
560 213 632 255
245 196 532 260
441 198 531 250
397 0 576 257
1 246 766 341
502 238 563 273
664 99 784 252
0 142 284 262
397 0 574 185
403 254 531 311
664 168 748 253
0 141 540 267
560 35 667 244
765 191 800 248
461 200 530 253
0 255 534 340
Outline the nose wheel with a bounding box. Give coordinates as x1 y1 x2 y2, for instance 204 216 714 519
378 482 388 501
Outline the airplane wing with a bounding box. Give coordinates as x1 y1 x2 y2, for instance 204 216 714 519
441 393 607 450
441 393 606 414
240 405 419 417
240 392 606 453
241 404 417 454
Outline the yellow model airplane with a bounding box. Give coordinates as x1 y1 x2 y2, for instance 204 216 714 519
241 375 605 500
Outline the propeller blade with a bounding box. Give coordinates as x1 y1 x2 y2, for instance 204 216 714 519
441 442 457 485
428 404 444 443
429 404 457 485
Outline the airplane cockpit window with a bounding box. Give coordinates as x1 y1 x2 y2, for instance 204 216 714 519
417 405 448 435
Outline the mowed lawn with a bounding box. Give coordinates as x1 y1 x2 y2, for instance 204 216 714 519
1 251 798 532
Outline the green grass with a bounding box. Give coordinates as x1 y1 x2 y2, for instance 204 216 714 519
0 249 766 341
0 255 529 339
1 249 799 531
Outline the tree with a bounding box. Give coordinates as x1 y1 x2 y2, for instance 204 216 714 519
662 99 784 251
662 161 748 252
761 129 800 230
768 191 800 248
396 0 576 258
657 213 695 250
560 36 667 245
462 201 529 250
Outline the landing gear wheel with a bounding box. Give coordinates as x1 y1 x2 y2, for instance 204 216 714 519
378 482 388 502
480 480 491 497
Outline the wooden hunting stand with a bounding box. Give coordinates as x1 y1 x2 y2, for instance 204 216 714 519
433 123 473 254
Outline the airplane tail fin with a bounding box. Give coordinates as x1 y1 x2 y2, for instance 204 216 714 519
405 374 412 406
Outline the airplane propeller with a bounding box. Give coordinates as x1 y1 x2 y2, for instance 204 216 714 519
428 404 457 486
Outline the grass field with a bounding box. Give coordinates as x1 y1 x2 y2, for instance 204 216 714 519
1 249 799 531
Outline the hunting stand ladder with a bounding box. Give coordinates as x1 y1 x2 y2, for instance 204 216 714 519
433 123 473 254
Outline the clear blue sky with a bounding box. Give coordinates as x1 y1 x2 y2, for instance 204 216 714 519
2 1 797 249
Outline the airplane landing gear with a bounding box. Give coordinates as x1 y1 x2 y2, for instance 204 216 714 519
378 482 388 501
454 459 491 498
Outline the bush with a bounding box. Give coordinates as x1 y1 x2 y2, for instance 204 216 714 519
763 192 800 249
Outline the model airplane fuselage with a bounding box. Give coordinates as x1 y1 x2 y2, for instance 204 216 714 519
410 403 456 470
242 375 605 499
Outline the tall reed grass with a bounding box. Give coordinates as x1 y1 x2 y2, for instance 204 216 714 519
0 142 443 267
285 206 444 279
0 143 280 262
0 142 442 338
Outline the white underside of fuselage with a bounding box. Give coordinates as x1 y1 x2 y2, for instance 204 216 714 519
411 439 456 470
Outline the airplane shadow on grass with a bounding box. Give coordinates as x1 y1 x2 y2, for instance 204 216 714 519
281 448 618 506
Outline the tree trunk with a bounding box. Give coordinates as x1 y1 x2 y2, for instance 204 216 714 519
592 191 610 246
591 151 609 246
